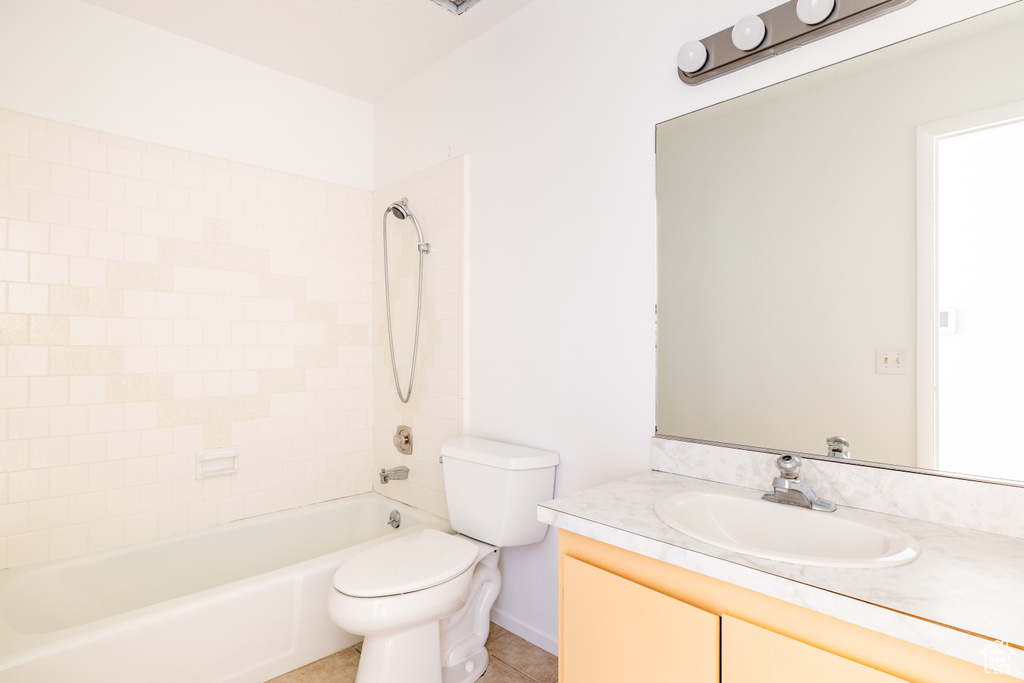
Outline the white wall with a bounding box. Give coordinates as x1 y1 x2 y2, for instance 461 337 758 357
0 0 373 189
374 0 1015 652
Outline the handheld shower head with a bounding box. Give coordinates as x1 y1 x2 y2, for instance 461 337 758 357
385 199 430 253
388 200 411 221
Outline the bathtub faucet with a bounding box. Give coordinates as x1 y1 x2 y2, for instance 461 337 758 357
380 466 409 484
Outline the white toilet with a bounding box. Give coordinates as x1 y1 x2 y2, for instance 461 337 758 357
328 436 559 683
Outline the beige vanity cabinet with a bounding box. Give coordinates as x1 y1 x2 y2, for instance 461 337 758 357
562 555 719 682
559 530 1003 683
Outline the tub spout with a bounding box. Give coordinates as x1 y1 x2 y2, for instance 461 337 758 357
379 466 409 484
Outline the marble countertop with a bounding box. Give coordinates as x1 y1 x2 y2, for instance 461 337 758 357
539 471 1024 678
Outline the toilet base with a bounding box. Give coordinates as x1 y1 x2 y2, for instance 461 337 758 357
442 647 489 683
357 621 442 683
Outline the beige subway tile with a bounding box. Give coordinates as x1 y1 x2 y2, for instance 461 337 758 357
158 346 188 373
69 376 107 405
157 505 189 537
88 171 125 203
9 468 49 502
141 152 174 184
124 347 158 374
172 319 203 346
29 376 69 407
139 428 173 458
106 318 140 346
29 191 69 224
106 204 142 233
29 252 69 285
107 487 141 518
0 502 29 538
28 314 69 346
172 214 203 242
89 229 124 260
8 156 50 191
188 346 217 372
189 188 218 217
50 406 90 438
139 481 173 512
88 403 124 433
140 208 173 238
8 283 48 314
173 159 204 188
49 225 89 256
202 371 231 397
124 177 159 209
50 164 89 198
68 433 106 464
158 184 190 213
29 436 69 469
49 285 90 315
173 372 204 399
158 452 190 482
69 316 106 346
124 290 158 319
8 345 48 376
123 401 158 430
0 314 28 345
106 430 141 460
88 460 124 491
106 261 173 291
106 373 173 403
88 518 125 553
49 523 88 559
218 194 245 222
68 197 107 230
0 250 29 281
136 314 169 343
123 511 159 545
69 138 106 171
8 220 49 252
203 269 233 295
0 121 31 156
50 464 89 497
124 456 159 486
7 531 49 568
0 186 31 220
88 288 123 316
107 146 142 177
69 490 106 523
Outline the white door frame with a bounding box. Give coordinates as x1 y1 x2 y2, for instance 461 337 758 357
916 100 1024 471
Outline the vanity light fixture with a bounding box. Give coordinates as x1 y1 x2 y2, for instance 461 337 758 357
732 15 767 51
676 0 917 85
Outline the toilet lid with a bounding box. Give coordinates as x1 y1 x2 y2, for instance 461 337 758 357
333 529 479 598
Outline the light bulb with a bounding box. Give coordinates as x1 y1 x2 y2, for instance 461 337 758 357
677 41 708 73
796 0 835 25
731 15 766 51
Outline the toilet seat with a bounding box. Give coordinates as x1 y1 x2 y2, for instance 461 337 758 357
333 528 479 598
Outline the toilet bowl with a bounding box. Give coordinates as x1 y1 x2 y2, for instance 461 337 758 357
328 436 558 683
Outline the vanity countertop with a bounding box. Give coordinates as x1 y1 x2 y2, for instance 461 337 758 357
539 471 1024 678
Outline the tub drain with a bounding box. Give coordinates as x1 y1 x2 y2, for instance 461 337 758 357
388 510 401 528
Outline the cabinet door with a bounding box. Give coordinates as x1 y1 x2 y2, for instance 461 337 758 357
722 615 912 683
561 556 719 683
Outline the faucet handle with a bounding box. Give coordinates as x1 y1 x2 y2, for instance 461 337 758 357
775 454 801 479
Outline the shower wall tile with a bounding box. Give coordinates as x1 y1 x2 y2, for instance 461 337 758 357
0 107 375 570
371 156 467 520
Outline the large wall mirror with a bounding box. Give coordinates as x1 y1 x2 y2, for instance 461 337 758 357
656 1 1024 485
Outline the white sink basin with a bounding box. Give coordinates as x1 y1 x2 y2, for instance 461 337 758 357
655 490 920 568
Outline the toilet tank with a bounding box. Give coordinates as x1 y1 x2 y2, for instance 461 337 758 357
441 436 559 547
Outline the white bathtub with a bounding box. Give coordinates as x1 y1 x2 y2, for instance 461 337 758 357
0 493 449 683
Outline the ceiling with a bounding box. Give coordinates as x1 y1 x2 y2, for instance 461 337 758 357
82 0 537 103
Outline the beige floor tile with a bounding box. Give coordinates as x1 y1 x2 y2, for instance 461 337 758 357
486 622 509 644
487 632 558 683
265 646 360 683
478 657 538 683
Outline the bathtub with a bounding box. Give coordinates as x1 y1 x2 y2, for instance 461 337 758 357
0 493 450 683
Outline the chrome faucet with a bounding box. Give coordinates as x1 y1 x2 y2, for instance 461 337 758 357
826 436 851 459
379 466 409 484
762 455 836 512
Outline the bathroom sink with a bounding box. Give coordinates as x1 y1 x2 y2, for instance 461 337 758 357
654 490 919 568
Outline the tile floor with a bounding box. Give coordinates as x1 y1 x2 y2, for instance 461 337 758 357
267 623 558 683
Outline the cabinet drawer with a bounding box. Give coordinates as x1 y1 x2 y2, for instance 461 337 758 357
561 556 719 683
